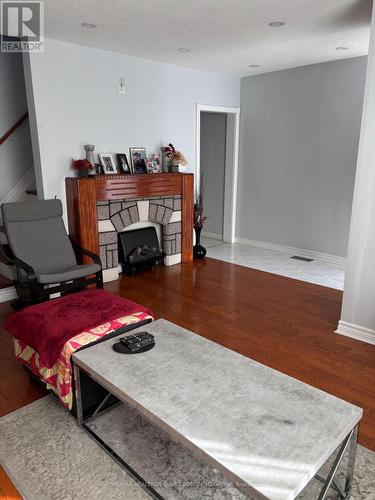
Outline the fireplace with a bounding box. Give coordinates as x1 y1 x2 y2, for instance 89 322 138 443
97 195 182 280
65 173 194 282
118 227 165 275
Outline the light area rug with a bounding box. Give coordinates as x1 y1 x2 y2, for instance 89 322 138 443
0 396 374 500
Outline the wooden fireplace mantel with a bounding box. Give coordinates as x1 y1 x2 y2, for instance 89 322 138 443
65 173 194 263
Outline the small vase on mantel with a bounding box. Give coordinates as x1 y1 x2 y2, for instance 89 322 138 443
84 144 96 176
193 226 207 259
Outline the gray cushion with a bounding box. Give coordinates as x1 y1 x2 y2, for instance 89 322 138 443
2 199 63 222
1 200 77 274
36 264 101 284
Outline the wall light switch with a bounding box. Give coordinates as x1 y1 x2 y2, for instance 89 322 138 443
119 77 125 95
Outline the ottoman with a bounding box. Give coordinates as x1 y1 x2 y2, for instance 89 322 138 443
5 289 154 415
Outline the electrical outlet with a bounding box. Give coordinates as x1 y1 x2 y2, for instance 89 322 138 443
119 77 125 95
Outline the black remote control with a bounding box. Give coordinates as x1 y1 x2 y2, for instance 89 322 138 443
113 332 155 354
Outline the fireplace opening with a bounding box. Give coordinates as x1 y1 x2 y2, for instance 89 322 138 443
118 227 165 276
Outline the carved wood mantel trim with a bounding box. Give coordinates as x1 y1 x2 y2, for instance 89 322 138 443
65 173 194 265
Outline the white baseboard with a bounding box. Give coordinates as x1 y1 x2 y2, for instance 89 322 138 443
336 320 375 346
103 267 120 283
0 286 17 303
235 237 346 266
0 168 36 206
202 231 223 241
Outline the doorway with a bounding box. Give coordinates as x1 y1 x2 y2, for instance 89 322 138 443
196 104 240 244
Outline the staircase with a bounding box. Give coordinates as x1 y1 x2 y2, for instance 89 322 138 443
0 113 37 302
0 228 16 280
0 228 17 302
0 179 37 301
0 173 38 302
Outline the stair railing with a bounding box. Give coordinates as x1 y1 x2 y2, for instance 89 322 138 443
0 112 28 146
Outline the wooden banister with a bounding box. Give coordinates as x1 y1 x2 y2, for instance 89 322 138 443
0 112 28 146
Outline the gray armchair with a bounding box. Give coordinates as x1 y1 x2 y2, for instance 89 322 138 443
1 199 103 304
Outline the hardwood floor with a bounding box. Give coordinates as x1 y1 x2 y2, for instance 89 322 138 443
1 258 375 498
0 466 20 499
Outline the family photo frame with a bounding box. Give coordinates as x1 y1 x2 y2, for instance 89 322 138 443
129 147 147 174
116 153 131 174
99 153 117 174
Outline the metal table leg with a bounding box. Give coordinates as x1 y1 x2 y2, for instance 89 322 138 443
73 361 164 500
317 424 358 500
73 362 84 426
344 425 358 496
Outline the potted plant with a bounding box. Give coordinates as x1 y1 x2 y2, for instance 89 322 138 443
71 159 94 177
193 179 208 259
163 143 188 173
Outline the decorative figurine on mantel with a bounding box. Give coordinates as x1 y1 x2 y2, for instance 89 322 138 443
193 179 208 259
163 143 188 173
84 144 97 175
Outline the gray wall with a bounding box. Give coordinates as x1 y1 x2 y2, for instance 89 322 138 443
25 38 240 209
200 112 227 236
238 56 368 257
0 50 33 201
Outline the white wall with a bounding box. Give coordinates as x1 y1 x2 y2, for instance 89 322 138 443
238 57 367 257
200 112 227 236
25 39 240 212
337 2 375 344
0 50 33 201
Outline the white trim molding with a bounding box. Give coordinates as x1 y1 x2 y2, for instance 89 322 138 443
0 287 17 303
196 104 240 244
0 260 16 280
336 320 375 345
202 231 222 241
0 168 36 205
235 237 346 266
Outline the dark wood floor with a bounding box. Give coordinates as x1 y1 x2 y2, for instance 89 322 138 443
1 258 375 497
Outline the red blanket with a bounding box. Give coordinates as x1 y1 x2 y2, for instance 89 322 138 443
5 289 154 368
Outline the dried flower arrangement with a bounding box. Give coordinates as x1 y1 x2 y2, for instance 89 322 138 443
71 159 91 171
71 158 96 177
163 143 188 166
194 175 208 229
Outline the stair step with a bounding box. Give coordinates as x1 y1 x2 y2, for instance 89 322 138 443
26 189 37 196
0 273 16 289
0 242 16 280
0 253 12 265
0 226 6 245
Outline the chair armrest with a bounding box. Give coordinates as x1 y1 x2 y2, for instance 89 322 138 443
70 239 102 267
8 255 37 282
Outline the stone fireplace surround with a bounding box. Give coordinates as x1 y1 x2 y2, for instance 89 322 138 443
66 173 194 283
97 196 182 282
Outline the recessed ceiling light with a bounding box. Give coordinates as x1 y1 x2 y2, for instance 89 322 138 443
178 47 191 52
336 46 349 51
81 22 97 29
268 21 285 27
248 64 260 68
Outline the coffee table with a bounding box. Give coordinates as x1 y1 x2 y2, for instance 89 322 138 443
72 319 362 500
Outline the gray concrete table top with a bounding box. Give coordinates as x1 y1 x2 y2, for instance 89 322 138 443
73 319 362 500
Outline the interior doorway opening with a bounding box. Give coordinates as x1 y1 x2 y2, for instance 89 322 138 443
196 104 240 244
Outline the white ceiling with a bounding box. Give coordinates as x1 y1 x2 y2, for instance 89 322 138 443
44 0 372 76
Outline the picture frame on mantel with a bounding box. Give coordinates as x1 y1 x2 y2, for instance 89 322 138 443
129 147 147 174
116 153 132 174
99 153 117 174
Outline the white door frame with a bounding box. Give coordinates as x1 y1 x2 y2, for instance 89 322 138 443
196 104 240 243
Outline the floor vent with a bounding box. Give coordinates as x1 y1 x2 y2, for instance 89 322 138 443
291 255 314 262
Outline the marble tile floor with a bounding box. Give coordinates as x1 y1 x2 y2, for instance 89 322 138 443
201 237 345 290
